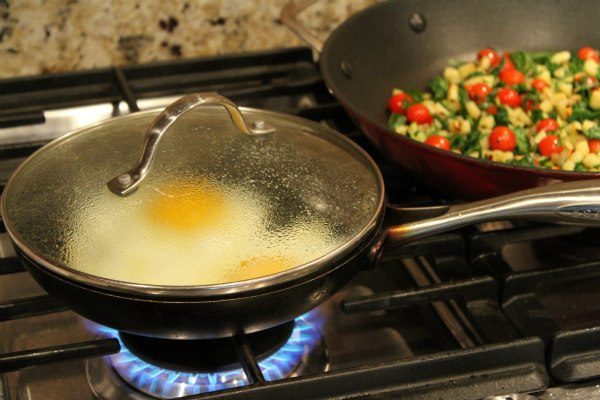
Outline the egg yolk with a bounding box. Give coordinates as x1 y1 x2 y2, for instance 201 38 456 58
230 255 295 281
147 180 226 232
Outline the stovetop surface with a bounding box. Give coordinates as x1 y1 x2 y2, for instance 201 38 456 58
2 47 600 400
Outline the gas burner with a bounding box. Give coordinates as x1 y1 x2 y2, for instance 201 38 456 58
118 323 295 373
86 310 327 399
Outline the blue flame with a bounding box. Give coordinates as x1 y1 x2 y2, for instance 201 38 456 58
87 310 324 399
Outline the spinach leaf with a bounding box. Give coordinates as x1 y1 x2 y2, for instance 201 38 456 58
526 90 541 103
435 115 449 130
513 127 530 155
531 109 544 124
463 127 482 155
450 127 481 156
450 134 465 150
513 83 527 94
404 88 424 103
428 76 449 100
507 155 535 167
569 56 584 74
466 71 486 79
388 113 407 129
584 126 600 139
531 52 552 65
509 51 527 72
494 106 511 126
574 162 587 171
509 51 533 74
569 102 600 122
458 85 469 109
547 62 560 74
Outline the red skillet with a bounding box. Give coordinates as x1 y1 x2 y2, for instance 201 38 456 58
282 0 600 199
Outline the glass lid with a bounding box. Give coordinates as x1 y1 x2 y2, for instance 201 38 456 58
2 93 384 293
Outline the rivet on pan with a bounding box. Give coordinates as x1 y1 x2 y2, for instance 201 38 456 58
340 60 353 79
117 173 132 186
253 120 266 130
408 13 426 33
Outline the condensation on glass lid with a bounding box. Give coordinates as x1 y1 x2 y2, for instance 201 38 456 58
68 176 340 285
3 109 382 287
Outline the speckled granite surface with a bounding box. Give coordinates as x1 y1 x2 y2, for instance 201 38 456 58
0 0 376 78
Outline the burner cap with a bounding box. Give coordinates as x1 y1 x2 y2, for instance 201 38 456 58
118 321 294 372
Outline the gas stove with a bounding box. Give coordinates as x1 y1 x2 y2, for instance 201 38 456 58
2 47 600 400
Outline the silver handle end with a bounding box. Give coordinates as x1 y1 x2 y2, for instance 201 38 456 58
106 172 139 196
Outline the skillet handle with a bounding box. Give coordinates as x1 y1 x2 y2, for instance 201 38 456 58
281 0 324 54
382 179 600 250
106 92 274 196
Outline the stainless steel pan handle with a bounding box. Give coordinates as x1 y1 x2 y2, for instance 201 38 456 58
383 179 600 249
281 0 324 54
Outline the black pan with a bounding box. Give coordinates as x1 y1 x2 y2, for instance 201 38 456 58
4 93 600 340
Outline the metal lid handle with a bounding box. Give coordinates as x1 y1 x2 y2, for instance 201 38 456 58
106 92 274 196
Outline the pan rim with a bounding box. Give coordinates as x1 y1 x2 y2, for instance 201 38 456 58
1 107 385 298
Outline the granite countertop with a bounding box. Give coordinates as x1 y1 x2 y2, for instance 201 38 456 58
0 0 376 79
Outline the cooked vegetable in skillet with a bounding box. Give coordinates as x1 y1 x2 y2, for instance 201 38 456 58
388 47 600 172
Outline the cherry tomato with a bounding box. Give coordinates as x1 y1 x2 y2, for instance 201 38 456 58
425 135 450 150
538 135 563 156
406 104 433 125
536 118 559 133
531 79 547 93
489 126 516 151
497 88 521 108
501 53 514 71
477 48 501 67
589 139 600 153
468 83 492 103
499 68 525 85
388 93 413 114
486 105 498 115
578 47 599 62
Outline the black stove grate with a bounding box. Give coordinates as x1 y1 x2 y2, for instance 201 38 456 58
0 237 549 399
187 337 547 400
0 48 321 128
2 46 600 399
